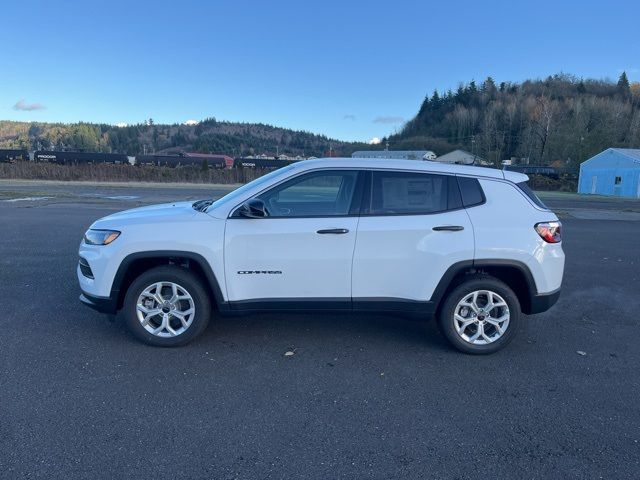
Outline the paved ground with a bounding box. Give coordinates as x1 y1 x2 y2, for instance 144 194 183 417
538 191 640 221
0 179 236 207
1 182 639 479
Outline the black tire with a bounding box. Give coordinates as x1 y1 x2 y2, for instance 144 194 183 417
438 275 521 354
123 265 211 347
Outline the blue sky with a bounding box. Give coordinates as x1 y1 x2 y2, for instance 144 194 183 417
1 0 639 142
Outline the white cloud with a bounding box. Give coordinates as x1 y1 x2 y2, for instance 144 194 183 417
115 122 128 128
369 137 381 145
184 119 199 126
13 99 45 111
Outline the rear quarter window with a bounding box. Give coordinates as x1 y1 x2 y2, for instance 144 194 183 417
456 176 485 207
516 181 548 209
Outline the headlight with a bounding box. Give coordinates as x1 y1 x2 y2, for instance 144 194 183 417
84 229 121 245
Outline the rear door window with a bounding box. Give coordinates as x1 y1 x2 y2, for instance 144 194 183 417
367 171 460 215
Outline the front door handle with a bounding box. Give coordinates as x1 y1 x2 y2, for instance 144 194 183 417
317 228 349 234
432 225 464 231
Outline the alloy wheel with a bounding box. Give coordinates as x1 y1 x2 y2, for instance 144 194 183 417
135 282 195 337
453 290 510 345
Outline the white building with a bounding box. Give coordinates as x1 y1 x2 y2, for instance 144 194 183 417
436 149 488 165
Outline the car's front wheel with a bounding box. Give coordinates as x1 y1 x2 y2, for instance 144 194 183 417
438 275 520 354
123 266 211 346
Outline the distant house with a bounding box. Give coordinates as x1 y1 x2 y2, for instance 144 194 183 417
578 148 640 198
435 149 487 165
351 150 437 160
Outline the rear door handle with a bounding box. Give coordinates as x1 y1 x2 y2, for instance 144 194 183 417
432 225 464 231
317 228 349 234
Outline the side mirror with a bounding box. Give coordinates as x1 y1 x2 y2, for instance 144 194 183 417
237 198 269 218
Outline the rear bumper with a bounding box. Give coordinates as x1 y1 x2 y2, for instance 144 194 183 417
80 292 118 315
528 288 561 314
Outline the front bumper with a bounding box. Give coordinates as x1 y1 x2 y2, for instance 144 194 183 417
80 291 118 315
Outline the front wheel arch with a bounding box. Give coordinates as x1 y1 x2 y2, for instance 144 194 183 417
112 251 225 311
123 265 212 346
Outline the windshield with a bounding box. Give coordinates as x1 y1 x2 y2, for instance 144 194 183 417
206 165 297 211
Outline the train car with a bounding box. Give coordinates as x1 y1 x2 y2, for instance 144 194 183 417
133 154 158 166
133 154 184 168
233 157 295 169
183 152 232 169
33 151 128 165
156 155 197 168
134 154 227 168
0 149 29 163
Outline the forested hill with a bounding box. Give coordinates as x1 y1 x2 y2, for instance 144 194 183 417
388 73 640 168
0 118 363 158
3 73 639 165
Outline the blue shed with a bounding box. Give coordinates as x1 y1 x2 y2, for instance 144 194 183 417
578 148 640 198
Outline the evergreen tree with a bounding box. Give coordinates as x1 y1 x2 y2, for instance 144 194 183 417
577 80 586 94
617 71 631 99
482 77 498 99
417 95 430 117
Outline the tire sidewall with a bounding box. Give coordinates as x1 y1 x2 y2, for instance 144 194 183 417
123 266 211 347
438 276 521 354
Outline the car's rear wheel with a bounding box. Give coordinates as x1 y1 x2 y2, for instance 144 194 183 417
123 266 211 346
438 275 520 354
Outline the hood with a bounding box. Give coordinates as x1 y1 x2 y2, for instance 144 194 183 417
91 201 199 228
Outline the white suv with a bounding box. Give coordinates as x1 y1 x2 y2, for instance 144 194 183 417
78 158 564 354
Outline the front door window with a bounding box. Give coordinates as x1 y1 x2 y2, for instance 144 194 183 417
256 170 359 217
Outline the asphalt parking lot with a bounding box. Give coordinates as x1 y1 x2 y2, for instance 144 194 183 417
1 182 639 479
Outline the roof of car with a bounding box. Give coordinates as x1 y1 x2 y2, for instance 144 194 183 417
289 157 528 182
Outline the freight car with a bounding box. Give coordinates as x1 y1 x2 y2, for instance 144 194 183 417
133 154 227 168
183 152 234 169
33 151 128 165
0 149 29 163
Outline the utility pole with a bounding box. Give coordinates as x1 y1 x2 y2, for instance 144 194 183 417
471 135 477 165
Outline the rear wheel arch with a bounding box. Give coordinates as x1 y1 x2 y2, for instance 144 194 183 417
112 251 225 311
431 260 537 315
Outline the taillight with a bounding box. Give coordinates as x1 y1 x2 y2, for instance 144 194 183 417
535 221 562 243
